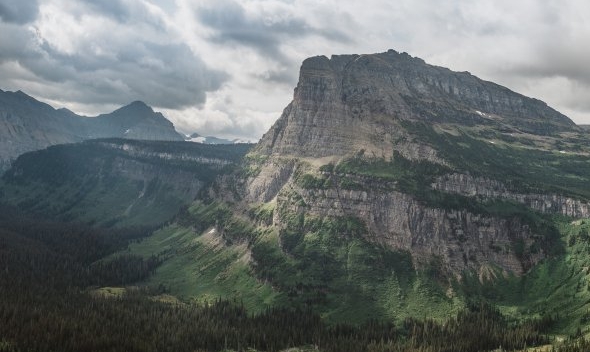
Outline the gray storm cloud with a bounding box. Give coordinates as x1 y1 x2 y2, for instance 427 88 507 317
197 0 352 69
0 0 39 24
0 0 589 141
0 0 227 111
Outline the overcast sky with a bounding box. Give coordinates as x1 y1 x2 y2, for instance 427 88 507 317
1 0 589 140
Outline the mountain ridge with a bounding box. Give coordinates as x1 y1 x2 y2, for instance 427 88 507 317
0 90 185 171
0 139 252 227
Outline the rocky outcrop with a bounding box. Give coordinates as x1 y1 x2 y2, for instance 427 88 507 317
298 186 539 276
433 173 590 219
245 159 296 202
96 141 234 167
107 156 204 199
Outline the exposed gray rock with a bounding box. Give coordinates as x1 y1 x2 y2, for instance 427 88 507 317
288 185 540 276
433 173 590 218
254 50 578 165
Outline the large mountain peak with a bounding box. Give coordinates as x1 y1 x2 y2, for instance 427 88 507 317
239 50 590 282
256 50 578 161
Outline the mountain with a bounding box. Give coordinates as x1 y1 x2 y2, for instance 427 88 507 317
119 50 590 329
0 139 251 227
0 89 184 172
0 89 86 171
88 101 184 141
2 50 590 350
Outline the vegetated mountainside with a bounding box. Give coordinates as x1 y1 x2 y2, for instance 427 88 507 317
123 50 590 332
0 139 252 227
0 205 563 352
0 89 184 172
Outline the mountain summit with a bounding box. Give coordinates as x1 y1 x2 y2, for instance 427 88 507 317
258 50 578 159
89 100 183 141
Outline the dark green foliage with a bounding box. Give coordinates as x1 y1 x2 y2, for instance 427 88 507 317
90 254 161 286
0 204 156 289
297 173 331 189
249 204 274 226
0 207 553 352
0 139 252 227
333 150 455 200
0 197 566 352
403 122 590 199
319 163 334 173
176 201 232 233
0 284 553 352
334 151 450 187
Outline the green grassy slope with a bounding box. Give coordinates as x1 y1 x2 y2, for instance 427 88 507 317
125 201 465 323
123 204 590 335
463 218 590 336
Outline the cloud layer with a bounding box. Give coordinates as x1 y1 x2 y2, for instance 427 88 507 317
1 0 589 140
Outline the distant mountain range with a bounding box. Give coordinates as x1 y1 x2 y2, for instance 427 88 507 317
0 89 184 171
0 89 240 171
184 132 250 145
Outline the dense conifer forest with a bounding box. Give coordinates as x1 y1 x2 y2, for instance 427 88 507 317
0 204 587 352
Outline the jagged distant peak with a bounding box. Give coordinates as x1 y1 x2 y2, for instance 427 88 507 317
113 100 154 114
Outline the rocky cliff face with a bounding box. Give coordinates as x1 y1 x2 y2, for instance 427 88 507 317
0 90 184 172
255 51 578 161
295 182 540 276
234 50 588 279
433 173 590 219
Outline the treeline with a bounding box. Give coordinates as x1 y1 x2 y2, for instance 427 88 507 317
0 204 158 290
0 204 558 352
0 291 554 352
